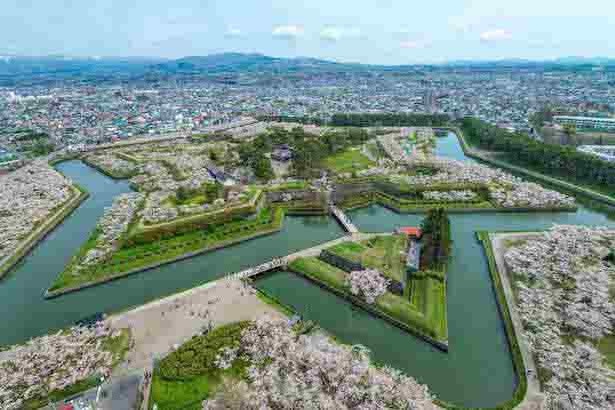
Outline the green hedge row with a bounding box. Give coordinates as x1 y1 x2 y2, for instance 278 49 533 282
128 193 262 245
158 321 249 381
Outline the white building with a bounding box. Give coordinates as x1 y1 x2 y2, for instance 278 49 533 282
577 145 615 162
554 115 615 132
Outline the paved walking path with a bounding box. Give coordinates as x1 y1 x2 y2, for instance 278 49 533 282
490 232 544 410
109 233 382 373
224 231 380 280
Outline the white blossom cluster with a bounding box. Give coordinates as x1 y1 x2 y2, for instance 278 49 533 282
422 190 477 202
489 182 574 209
0 162 72 261
392 159 575 209
78 193 144 268
140 190 178 224
130 162 178 192
85 152 137 176
0 323 116 409
504 225 615 409
204 317 435 409
346 269 390 304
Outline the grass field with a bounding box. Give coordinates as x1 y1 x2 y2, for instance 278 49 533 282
149 322 248 410
598 335 615 370
48 207 285 293
288 253 448 343
289 257 348 289
324 148 375 174
327 235 408 283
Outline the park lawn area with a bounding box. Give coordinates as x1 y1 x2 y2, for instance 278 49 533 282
289 257 348 289
324 148 375 174
327 241 367 262
149 322 249 410
327 235 407 283
423 278 448 341
48 207 284 292
360 235 407 283
266 181 309 191
289 256 447 343
375 292 433 338
598 335 615 370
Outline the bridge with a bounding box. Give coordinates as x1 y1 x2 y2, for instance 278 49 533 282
223 232 379 281
329 205 359 234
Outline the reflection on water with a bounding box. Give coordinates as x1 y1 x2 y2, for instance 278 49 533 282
0 160 344 348
256 132 615 407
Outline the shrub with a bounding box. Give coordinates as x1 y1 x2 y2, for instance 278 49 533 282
158 321 250 381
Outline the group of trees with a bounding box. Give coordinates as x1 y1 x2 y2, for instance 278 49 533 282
260 113 450 127
237 137 275 181
420 208 452 271
291 127 370 177
238 125 370 178
176 182 223 204
460 118 615 194
257 114 326 126
331 113 450 127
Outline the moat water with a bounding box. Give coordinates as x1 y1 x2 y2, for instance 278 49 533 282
1 132 613 408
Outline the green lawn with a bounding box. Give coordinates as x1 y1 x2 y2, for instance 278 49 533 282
598 334 615 370
289 257 348 289
49 207 285 292
324 148 375 174
266 181 309 191
327 235 407 283
149 322 249 409
289 255 448 343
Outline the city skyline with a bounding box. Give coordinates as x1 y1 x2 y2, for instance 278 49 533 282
2 0 615 64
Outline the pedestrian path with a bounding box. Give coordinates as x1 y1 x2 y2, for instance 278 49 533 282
223 232 378 281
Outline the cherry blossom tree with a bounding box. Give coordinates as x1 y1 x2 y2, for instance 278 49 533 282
203 317 435 409
505 225 615 409
346 269 390 304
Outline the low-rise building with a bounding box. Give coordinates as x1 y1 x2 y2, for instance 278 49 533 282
577 145 615 162
554 115 615 132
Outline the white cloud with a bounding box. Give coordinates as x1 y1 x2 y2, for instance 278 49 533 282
272 25 304 39
480 29 512 42
400 40 425 49
319 26 361 42
225 27 242 38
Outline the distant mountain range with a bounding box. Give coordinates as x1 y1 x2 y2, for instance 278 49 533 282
1 53 614 84
149 53 367 74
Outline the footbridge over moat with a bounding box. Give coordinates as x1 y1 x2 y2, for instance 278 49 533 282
222 232 381 281
329 205 359 234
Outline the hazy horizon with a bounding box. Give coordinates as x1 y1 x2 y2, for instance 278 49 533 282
2 0 615 65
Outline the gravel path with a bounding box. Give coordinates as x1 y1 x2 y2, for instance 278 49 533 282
108 278 284 374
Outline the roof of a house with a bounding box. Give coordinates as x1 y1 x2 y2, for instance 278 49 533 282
397 227 423 238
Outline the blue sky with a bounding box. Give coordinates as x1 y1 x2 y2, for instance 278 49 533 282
1 0 614 64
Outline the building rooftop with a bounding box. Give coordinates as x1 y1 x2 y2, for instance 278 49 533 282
397 227 423 239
